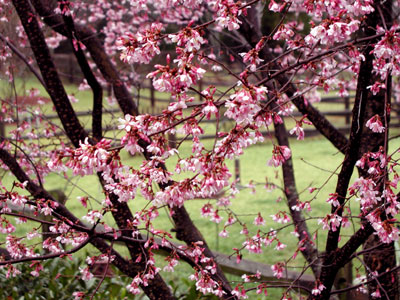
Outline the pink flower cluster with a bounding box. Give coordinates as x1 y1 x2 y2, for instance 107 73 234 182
268 145 291 167
225 86 267 125
116 23 163 64
211 0 244 31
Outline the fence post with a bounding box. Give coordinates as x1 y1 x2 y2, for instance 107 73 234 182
334 261 354 300
198 78 203 102
234 158 240 183
168 133 176 149
150 78 155 114
344 96 350 125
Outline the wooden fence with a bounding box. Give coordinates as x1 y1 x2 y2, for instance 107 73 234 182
15 88 400 142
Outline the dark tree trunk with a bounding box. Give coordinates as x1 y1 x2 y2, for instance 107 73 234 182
309 0 397 298
355 1 397 298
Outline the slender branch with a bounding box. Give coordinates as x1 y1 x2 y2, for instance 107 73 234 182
0 33 47 89
0 237 92 266
89 242 113 300
236 6 321 277
271 101 321 276
331 263 400 295
237 7 349 154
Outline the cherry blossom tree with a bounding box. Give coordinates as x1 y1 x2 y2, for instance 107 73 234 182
0 0 400 299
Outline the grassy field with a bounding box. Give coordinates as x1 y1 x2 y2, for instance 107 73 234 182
2 76 400 298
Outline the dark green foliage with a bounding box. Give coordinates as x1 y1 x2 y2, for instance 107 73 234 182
0 258 133 300
0 257 224 299
169 278 219 300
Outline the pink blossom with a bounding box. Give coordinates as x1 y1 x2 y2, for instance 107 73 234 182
219 229 229 237
72 292 85 300
273 24 294 41
202 101 218 120
366 115 385 133
211 210 223 224
256 284 268 295
350 177 380 211
225 87 265 125
127 277 142 295
241 273 251 283
253 213 266 226
117 23 163 64
269 0 286 12
194 274 218 294
367 81 386 95
318 214 342 231
371 288 381 298
268 145 291 167
79 267 94 281
326 193 340 207
271 212 291 224
163 258 179 272
289 123 305 140
311 282 326 295
169 27 205 52
213 287 226 297
212 0 243 31
240 225 249 235
68 94 79 103
239 48 264 72
82 210 103 225
232 285 248 299
5 265 21 278
275 241 287 251
271 263 284 279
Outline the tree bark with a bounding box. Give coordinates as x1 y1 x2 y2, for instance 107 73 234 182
355 1 397 297
310 0 397 298
59 7 103 142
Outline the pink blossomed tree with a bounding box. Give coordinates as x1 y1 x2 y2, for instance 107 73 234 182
0 0 400 299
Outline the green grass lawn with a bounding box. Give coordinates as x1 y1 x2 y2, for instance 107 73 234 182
2 76 400 299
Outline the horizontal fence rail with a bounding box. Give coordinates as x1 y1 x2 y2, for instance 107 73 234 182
9 92 400 141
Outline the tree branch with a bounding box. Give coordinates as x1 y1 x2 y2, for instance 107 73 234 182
59 6 103 142
237 6 321 277
30 0 139 116
12 0 87 148
237 9 349 154
0 33 47 89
